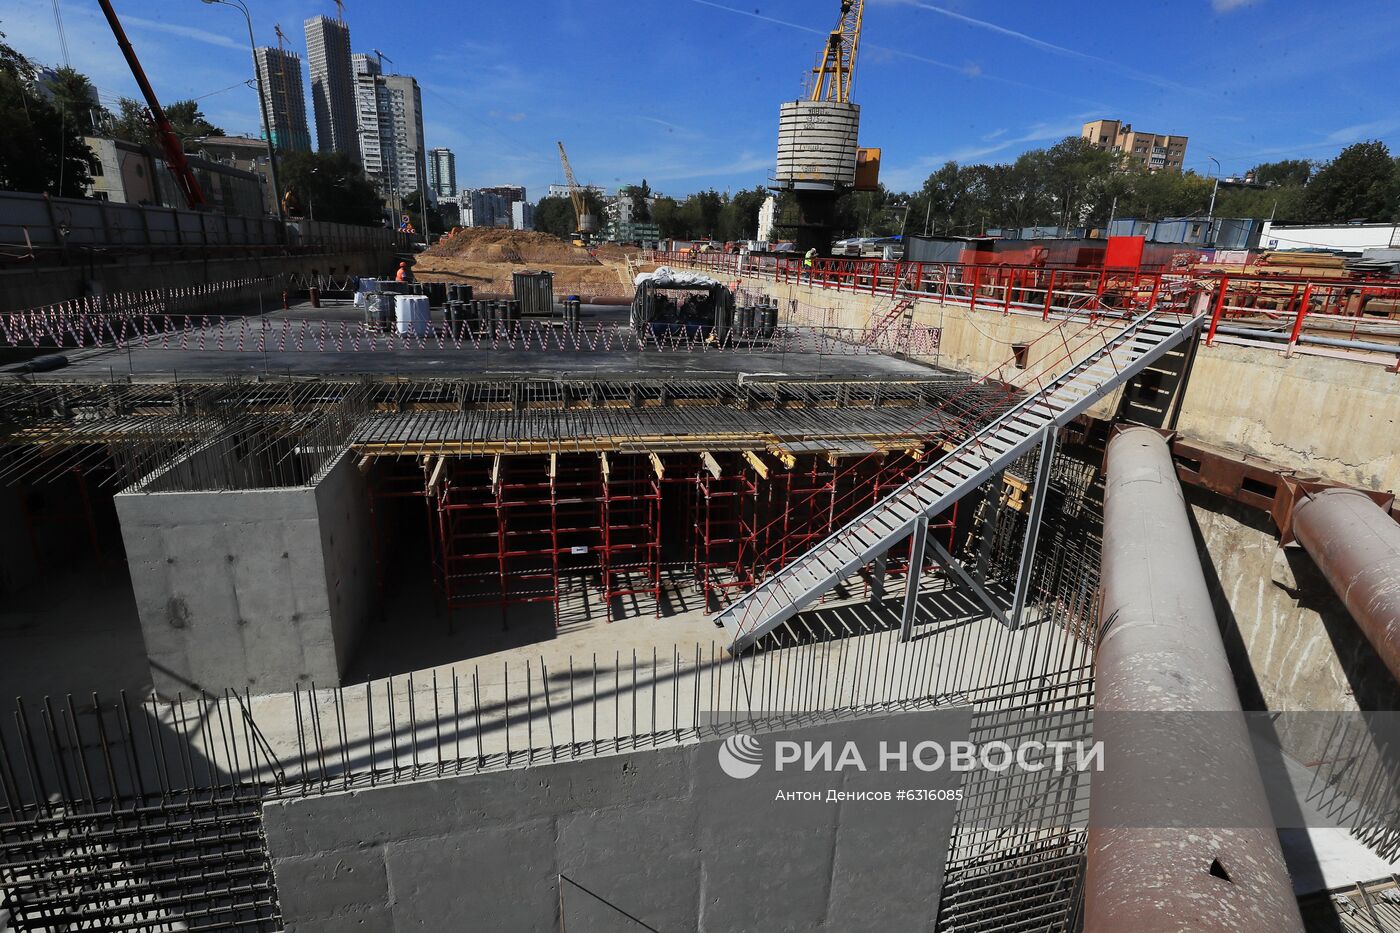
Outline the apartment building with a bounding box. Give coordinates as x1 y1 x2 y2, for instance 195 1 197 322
1081 119 1187 172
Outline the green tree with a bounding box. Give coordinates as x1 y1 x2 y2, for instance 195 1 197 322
109 96 224 150
626 179 652 222
108 98 152 143
41 65 101 135
1303 141 1400 222
0 34 92 196
277 151 382 225
720 185 769 240
164 99 225 145
533 195 575 239
1251 159 1312 188
651 195 684 238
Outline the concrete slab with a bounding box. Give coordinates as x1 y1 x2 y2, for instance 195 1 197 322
27 301 941 382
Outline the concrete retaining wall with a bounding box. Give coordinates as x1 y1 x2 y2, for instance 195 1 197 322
115 453 373 694
0 248 394 313
264 711 966 932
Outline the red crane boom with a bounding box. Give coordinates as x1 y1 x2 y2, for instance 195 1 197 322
96 0 206 210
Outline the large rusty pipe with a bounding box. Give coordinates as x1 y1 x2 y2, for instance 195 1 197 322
1087 427 1302 933
1293 487 1400 683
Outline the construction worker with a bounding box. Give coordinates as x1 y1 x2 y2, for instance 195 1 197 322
395 261 413 284
803 247 817 282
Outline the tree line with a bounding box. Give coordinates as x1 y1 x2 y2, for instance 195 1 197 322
545 137 1400 247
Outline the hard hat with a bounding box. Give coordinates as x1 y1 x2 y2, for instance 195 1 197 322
399 261 408 267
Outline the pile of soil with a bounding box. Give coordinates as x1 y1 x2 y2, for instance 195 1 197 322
423 228 600 266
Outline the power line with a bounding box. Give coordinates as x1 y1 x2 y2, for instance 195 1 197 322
50 0 72 67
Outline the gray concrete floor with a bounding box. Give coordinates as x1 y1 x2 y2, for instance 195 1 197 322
0 564 151 699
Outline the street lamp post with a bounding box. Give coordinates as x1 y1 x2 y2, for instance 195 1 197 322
1206 156 1221 244
201 0 283 220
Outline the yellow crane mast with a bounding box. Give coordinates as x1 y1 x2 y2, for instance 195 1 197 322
556 141 597 246
810 0 864 103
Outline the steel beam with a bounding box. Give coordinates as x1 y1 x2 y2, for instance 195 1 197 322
1086 426 1303 933
869 552 887 604
1293 487 1400 684
900 516 928 641
928 538 1009 628
1009 427 1057 628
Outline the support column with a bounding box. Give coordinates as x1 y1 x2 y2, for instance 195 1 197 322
900 516 928 642
1009 427 1057 628
869 553 887 604
116 449 375 696
1086 426 1302 933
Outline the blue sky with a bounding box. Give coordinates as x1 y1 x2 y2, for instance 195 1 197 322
5 0 1399 200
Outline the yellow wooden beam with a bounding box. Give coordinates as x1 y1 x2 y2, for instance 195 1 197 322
649 452 665 479
428 455 446 488
743 450 769 480
701 451 723 479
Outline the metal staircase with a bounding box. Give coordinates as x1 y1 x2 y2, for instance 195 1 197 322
716 305 1206 651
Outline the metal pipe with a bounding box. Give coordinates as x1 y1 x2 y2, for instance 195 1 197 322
1086 426 1302 933
1214 323 1400 357
1292 487 1400 683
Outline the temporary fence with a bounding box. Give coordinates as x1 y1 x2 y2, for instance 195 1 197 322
648 249 1171 323
0 308 941 358
651 249 1400 369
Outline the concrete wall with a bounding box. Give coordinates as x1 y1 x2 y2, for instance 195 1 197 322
115 452 373 694
264 712 965 932
744 274 1400 493
313 457 376 676
0 248 393 313
1177 343 1400 494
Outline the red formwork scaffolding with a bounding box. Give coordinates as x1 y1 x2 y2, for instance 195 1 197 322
599 453 662 618
425 444 951 624
693 451 761 612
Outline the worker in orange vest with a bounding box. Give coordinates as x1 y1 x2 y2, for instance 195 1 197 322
395 261 413 283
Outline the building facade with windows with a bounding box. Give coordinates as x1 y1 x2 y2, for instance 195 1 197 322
304 15 359 160
1081 119 1187 173
352 55 426 209
428 148 456 201
254 47 312 153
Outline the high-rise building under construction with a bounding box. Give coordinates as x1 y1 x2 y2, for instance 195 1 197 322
253 46 311 154
304 15 360 161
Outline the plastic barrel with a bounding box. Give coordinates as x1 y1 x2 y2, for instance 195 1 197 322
395 295 431 337
714 303 732 343
760 306 777 335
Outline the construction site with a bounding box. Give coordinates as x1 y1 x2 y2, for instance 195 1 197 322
4 2 1400 932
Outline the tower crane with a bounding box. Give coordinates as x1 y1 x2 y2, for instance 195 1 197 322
371 49 392 71
773 0 878 257
556 141 597 246
809 0 864 103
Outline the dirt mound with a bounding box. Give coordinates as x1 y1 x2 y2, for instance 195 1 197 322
425 227 600 266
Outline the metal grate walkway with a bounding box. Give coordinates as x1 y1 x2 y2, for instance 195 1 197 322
715 306 1206 651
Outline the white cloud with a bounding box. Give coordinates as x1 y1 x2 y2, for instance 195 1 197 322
1212 0 1261 11
121 16 246 53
